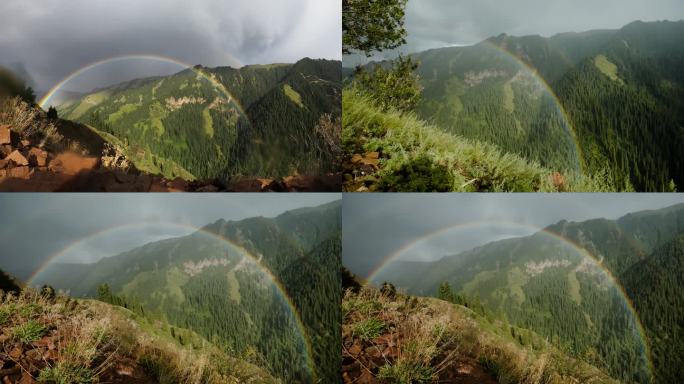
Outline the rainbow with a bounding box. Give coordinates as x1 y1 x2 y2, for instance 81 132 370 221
367 220 653 380
38 54 249 120
28 221 316 381
431 40 585 174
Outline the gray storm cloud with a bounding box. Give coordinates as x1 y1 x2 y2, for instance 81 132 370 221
342 194 684 278
0 0 341 94
344 0 684 65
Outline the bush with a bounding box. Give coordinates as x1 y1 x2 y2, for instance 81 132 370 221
352 317 386 341
354 56 422 113
13 320 47 342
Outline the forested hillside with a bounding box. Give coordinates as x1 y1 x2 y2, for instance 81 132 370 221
57 59 341 182
33 201 342 384
373 203 684 383
352 20 684 191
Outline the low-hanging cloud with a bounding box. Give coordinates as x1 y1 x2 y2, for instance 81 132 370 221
0 0 341 94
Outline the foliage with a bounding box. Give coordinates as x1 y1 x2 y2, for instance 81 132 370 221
353 55 422 112
342 0 408 55
401 20 684 191
13 320 47 342
352 317 386 341
342 88 616 192
343 286 615 383
384 204 684 383
42 202 342 384
60 59 342 181
0 96 63 150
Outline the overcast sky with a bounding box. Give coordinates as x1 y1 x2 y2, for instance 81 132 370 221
0 193 340 281
343 194 684 278
344 0 684 65
0 0 341 95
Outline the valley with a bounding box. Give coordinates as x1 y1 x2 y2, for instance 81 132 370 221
344 20 684 192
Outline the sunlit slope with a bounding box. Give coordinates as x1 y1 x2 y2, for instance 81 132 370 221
58 59 342 181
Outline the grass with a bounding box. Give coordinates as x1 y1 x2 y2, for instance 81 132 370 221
343 286 617 384
283 84 304 108
13 320 47 342
342 88 617 192
0 288 277 384
202 106 214 138
352 317 386 341
594 55 623 84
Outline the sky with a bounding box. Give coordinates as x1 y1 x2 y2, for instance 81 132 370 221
344 0 684 65
343 194 684 278
0 193 340 281
0 0 341 95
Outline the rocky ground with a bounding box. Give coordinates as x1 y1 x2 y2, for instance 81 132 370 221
0 124 341 192
342 287 498 384
0 292 156 384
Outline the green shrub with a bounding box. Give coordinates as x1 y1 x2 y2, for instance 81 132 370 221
352 317 386 341
38 363 94 384
378 361 435 384
14 320 47 342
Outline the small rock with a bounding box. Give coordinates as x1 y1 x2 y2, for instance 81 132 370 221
6 150 28 166
18 372 35 384
0 144 13 158
348 342 362 356
7 166 31 179
365 151 380 159
28 148 48 167
356 186 369 192
0 125 11 145
9 346 22 359
20 139 31 148
350 154 364 164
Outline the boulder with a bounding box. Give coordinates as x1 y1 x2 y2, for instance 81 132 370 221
0 125 11 145
6 150 28 166
0 144 12 158
28 148 48 167
0 159 8 170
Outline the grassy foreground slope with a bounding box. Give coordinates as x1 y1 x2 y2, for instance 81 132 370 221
0 288 276 384
342 89 617 192
342 286 616 384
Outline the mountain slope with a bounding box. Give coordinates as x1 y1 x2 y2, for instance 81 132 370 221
355 20 684 191
342 88 615 192
374 203 684 383
57 59 342 181
0 288 276 384
34 201 342 384
342 286 616 383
